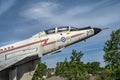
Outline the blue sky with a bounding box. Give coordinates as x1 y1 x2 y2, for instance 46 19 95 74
0 0 120 68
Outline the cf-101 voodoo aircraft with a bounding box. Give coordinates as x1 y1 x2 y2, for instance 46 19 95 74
0 26 101 71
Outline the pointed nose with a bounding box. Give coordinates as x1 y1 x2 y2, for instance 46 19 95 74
93 28 102 34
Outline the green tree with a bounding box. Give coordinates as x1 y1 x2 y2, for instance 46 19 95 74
32 58 47 80
87 62 101 74
70 49 83 62
35 62 47 78
104 29 120 79
96 69 113 80
55 49 88 80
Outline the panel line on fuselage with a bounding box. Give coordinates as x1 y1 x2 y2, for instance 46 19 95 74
0 32 84 54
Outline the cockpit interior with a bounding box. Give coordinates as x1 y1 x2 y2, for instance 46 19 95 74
44 26 92 34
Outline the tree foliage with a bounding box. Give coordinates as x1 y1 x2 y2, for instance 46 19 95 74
87 62 101 74
32 58 47 80
96 69 114 80
70 50 83 62
55 50 105 80
104 28 120 79
56 50 89 80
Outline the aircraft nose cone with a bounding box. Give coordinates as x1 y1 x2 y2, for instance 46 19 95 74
93 28 102 34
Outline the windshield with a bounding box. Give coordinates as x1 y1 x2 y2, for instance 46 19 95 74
70 27 79 31
58 26 69 32
79 26 92 30
45 28 55 34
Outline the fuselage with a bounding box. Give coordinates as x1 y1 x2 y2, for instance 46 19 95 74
0 26 101 71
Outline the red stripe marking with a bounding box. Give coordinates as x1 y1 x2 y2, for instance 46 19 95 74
0 39 56 54
43 41 56 46
71 33 84 38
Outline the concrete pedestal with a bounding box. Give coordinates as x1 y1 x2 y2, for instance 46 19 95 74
0 57 39 80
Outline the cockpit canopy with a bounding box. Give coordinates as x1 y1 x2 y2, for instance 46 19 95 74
44 26 92 34
45 26 69 34
32 26 92 37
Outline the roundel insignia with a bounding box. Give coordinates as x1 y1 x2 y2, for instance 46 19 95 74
61 37 66 42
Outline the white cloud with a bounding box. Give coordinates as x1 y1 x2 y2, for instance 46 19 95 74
21 1 120 26
21 2 61 19
0 0 16 16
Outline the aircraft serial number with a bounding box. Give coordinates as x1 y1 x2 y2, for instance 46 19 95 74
0 46 14 53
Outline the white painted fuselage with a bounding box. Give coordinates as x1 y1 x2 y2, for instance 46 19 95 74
0 26 101 71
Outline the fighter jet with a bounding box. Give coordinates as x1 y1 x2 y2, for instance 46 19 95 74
0 26 101 71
